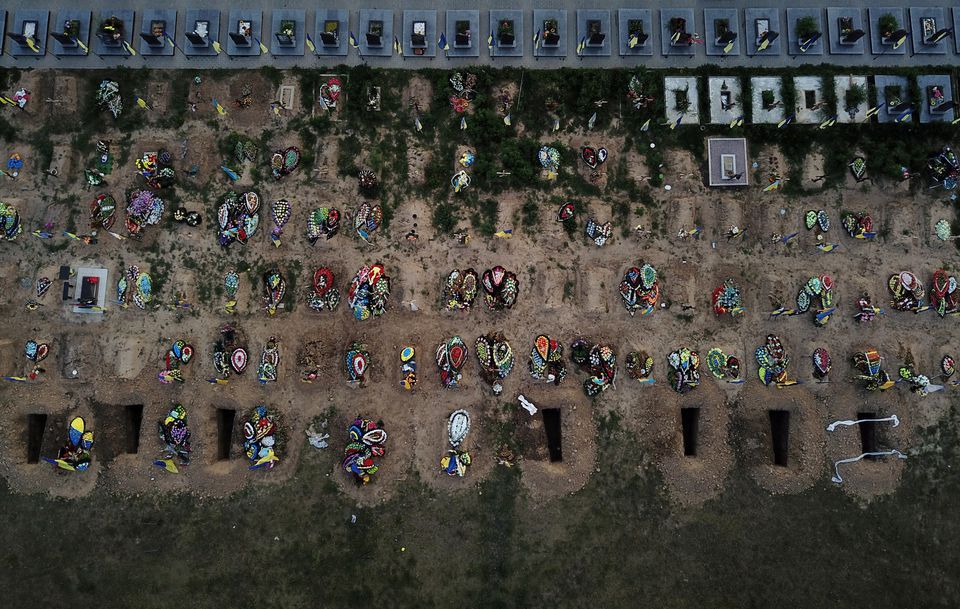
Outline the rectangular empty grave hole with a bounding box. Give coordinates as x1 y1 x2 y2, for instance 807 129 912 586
216 408 236 460
768 409 790 467
857 411 879 457
124 405 144 454
541 408 563 463
26 413 47 464
680 407 700 456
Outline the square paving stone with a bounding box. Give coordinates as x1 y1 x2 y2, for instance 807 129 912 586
533 9 567 58
489 10 523 58
181 10 220 57
704 9 740 56
660 9 696 57
139 10 177 57
314 10 348 57
445 10 479 58
358 9 393 57
786 8 824 56
909 7 948 55
51 10 92 57
917 74 955 123
868 8 906 56
402 10 436 58
577 10 611 57
826 8 865 55
9 10 49 57
745 8 782 56
617 9 653 56
93 10 135 57
270 9 305 56
874 75 911 124
226 10 262 57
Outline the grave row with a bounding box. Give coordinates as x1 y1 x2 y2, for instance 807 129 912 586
1 8 958 59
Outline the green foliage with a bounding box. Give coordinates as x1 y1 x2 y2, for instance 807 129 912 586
521 198 540 227
845 83 867 111
337 135 361 176
431 202 459 233
878 13 900 36
795 16 820 40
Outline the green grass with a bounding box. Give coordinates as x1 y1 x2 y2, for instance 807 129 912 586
2 403 959 607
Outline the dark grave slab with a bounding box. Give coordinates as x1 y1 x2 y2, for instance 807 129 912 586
402 10 436 58
489 10 523 58
786 8 824 56
745 8 782 56
445 10 479 57
315 9 348 57
270 9 305 56
139 10 177 57
617 9 653 56
358 9 393 57
533 9 567 58
704 8 740 56
577 10 611 57
93 10 135 57
226 10 262 57
826 7 865 54
52 10 92 57
660 8 696 57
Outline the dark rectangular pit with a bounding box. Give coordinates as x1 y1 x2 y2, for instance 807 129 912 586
769 410 790 466
216 408 236 460
124 404 143 454
542 408 563 463
26 413 47 464
858 412 879 457
680 407 700 457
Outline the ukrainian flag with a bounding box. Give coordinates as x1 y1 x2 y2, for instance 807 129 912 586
438 32 449 51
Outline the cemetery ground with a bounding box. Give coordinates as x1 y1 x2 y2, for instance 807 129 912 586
0 65 959 606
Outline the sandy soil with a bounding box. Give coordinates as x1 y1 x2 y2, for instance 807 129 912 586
0 69 954 509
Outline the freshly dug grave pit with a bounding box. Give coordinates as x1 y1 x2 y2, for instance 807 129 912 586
542 408 563 463
768 409 790 467
124 405 144 454
26 413 48 464
216 408 236 461
857 411 879 456
680 407 700 457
